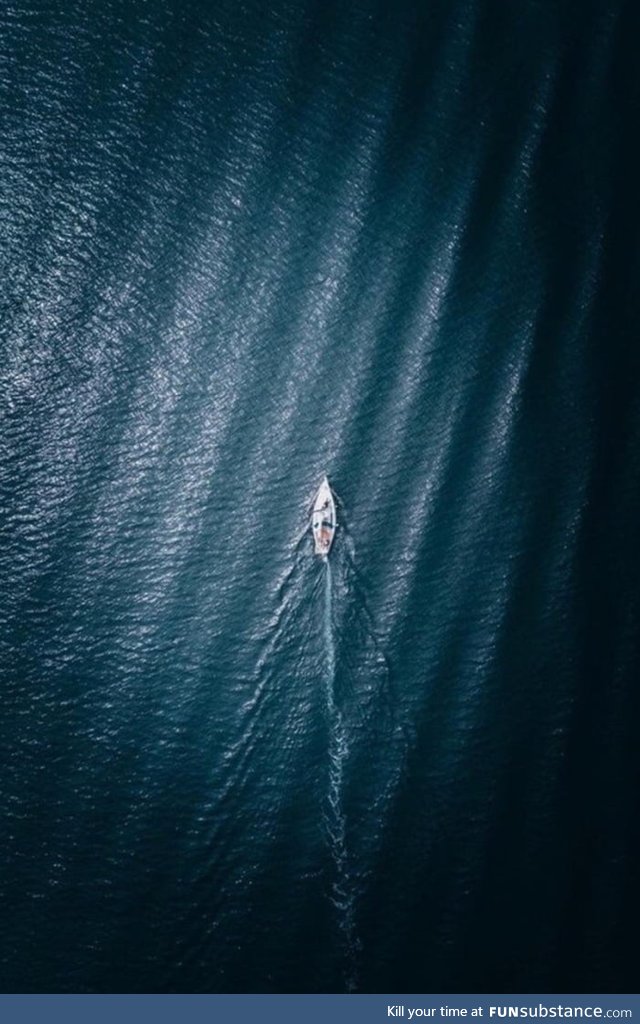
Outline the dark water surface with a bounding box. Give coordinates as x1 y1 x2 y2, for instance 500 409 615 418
1 0 639 993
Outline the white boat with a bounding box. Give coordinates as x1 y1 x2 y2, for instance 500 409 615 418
311 475 336 556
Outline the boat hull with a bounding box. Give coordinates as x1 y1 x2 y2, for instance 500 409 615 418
311 477 336 556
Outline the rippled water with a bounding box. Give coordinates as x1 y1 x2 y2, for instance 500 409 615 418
1 0 638 994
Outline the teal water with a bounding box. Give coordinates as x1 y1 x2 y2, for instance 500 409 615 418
1 0 639 993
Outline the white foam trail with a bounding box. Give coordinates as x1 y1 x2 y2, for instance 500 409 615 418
323 559 359 990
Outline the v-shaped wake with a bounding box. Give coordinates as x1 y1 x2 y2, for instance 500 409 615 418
323 559 360 990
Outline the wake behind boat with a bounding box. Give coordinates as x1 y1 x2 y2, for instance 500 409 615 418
311 475 336 556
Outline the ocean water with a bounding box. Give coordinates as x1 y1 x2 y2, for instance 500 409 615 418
1 0 639 994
